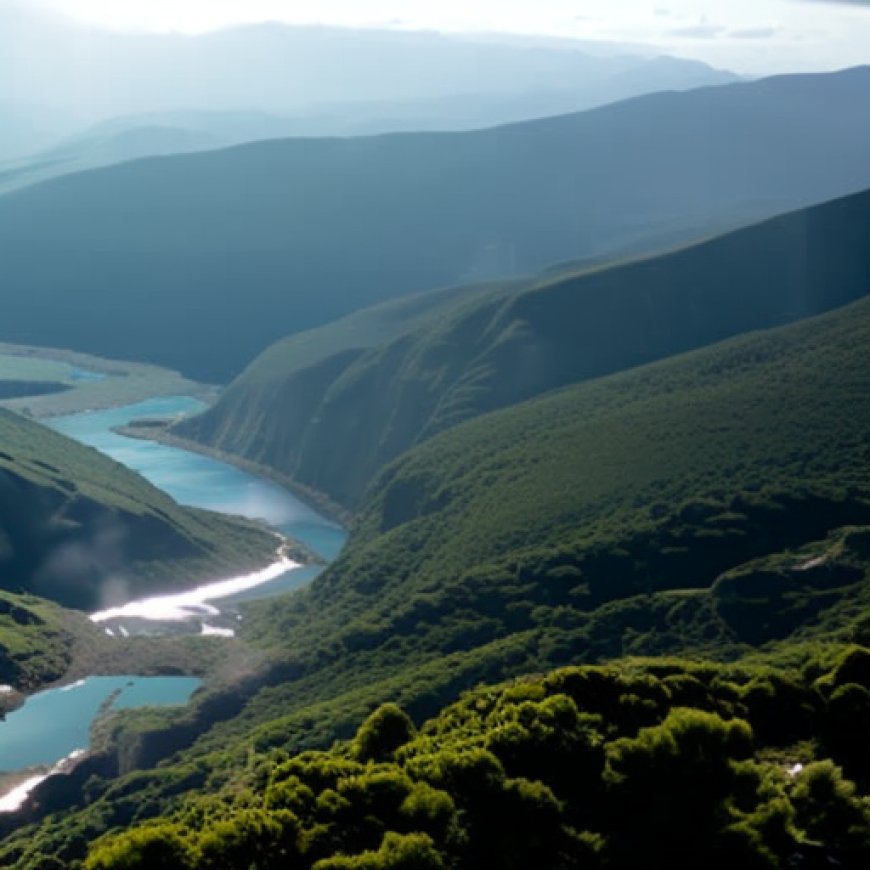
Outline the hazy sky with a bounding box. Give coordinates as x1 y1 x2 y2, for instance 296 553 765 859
28 0 870 74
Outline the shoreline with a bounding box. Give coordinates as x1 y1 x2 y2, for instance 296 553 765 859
0 766 54 814
0 371 345 818
0 742 92 815
116 423 354 528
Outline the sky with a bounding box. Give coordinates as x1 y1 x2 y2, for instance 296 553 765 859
26 0 870 74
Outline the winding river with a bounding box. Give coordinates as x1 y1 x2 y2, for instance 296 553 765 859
0 395 346 809
50 396 345 563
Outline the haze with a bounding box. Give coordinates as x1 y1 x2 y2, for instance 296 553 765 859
29 0 870 74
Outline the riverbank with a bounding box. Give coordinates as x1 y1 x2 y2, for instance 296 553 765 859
0 765 54 812
116 421 354 527
0 385 344 817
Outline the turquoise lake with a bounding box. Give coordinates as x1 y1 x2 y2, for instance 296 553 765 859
0 676 201 771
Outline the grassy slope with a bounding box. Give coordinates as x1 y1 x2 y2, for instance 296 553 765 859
0 408 277 611
0 592 82 689
241 290 870 685
174 275 529 503
178 185 870 511
3 69 870 380
13 290 870 867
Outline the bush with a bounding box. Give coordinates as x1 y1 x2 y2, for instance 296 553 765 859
352 705 417 763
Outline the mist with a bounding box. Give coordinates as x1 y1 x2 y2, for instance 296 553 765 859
0 2 738 161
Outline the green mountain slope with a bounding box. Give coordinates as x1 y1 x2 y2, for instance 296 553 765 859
8 293 870 866
244 290 870 684
0 408 276 611
0 591 90 690
178 185 870 511
3 68 870 381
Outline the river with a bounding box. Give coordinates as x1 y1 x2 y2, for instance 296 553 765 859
49 395 346 563
0 394 347 809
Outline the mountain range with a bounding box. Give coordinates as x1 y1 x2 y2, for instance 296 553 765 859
4 45 870 869
2 67 870 381
10 188 870 866
0 5 738 159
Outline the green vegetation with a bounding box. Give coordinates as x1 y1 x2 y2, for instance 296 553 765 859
3 68 870 380
7 260 870 865
178 184 870 511
62 656 870 869
270 287 870 660
7 166 870 866
0 407 277 612
0 592 81 689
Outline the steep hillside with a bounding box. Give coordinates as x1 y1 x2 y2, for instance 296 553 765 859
0 409 276 610
0 591 89 690
3 68 870 380
14 290 870 868
178 185 870 510
240 291 870 689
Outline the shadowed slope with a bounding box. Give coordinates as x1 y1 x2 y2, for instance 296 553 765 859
3 69 870 380
178 185 870 510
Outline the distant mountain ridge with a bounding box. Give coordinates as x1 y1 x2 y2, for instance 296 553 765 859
0 69 745 199
176 185 870 510
0 7 738 156
1 66 870 381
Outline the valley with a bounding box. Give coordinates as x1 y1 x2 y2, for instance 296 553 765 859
3 10 870 867
0 351 344 818
4 208 870 866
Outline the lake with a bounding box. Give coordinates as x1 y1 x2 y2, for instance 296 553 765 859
0 676 201 772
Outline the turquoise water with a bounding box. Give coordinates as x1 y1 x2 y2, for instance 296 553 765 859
0 676 200 771
0 397 344 787
49 397 346 561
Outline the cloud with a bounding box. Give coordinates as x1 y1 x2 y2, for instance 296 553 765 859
668 24 727 39
728 26 779 39
797 0 870 5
